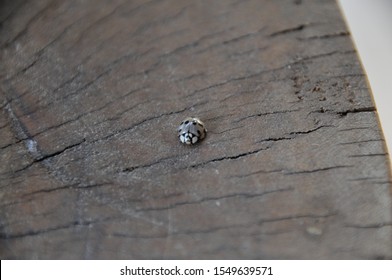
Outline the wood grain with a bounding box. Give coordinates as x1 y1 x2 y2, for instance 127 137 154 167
0 0 391 259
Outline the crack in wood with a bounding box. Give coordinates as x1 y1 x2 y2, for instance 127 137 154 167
188 146 270 169
52 72 82 94
28 87 148 138
346 177 386 182
233 165 353 178
8 15 89 79
339 139 384 145
177 212 337 236
21 48 151 117
4 138 86 175
186 50 355 99
348 153 388 158
0 1 26 26
132 4 190 37
0 139 24 150
2 0 57 47
0 216 118 240
255 125 334 144
194 27 266 55
230 169 285 178
257 136 293 143
345 223 392 229
136 188 294 212
235 108 300 123
159 28 234 58
290 50 356 66
121 155 178 173
21 182 112 197
93 101 208 143
298 31 350 40
269 23 308 37
336 106 376 117
67 1 131 51
284 165 353 175
120 130 271 174
113 212 336 239
338 126 373 132
289 125 335 135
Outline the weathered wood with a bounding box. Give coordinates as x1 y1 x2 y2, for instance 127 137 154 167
0 0 391 259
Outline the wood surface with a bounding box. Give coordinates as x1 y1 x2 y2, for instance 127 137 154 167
0 0 391 259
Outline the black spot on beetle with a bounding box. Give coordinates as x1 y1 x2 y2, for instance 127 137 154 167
185 120 189 124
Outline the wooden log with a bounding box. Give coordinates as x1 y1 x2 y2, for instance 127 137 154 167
0 0 391 259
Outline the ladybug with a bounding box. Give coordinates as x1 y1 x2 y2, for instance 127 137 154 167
178 117 207 145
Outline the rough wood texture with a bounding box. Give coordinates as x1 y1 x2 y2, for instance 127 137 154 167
1 0 391 259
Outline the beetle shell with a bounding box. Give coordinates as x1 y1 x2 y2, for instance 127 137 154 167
178 117 206 145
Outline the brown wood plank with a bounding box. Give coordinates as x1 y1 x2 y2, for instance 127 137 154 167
0 0 391 259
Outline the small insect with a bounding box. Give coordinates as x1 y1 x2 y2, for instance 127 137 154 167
178 117 207 145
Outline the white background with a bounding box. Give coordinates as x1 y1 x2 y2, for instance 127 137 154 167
339 0 392 161
2 260 392 280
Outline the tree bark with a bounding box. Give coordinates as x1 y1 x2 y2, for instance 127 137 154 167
0 0 391 259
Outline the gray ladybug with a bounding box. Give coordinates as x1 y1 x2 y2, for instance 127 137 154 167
178 117 207 145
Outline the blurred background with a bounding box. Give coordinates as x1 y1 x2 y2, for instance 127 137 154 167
339 0 392 159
